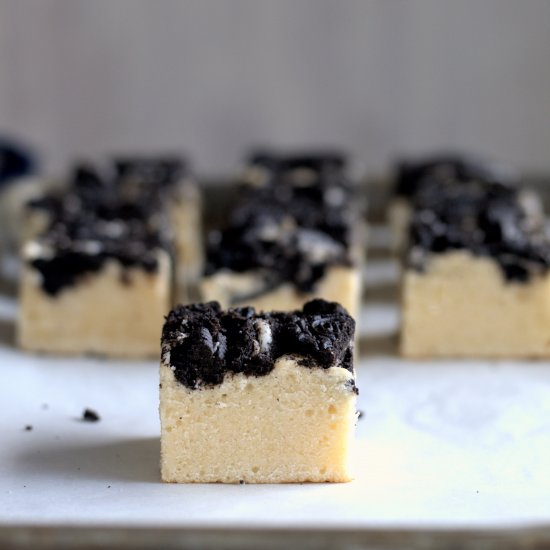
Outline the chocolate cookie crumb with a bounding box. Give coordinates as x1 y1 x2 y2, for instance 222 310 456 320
408 181 550 283
24 425 33 431
25 156 179 297
163 299 355 390
395 153 518 198
82 408 100 422
206 152 355 294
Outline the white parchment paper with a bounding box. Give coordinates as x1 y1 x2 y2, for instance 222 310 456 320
1 260 550 529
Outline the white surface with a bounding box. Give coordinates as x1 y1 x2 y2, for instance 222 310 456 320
2 261 550 529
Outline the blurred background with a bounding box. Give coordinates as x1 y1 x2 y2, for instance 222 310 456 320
1 0 550 176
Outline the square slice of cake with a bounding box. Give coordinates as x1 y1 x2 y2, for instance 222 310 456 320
159 299 357 483
201 179 362 320
18 210 171 358
401 181 550 358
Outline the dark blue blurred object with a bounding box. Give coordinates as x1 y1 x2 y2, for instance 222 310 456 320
0 138 36 187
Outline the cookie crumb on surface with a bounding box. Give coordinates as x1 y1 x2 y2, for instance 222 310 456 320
82 408 100 422
24 425 33 431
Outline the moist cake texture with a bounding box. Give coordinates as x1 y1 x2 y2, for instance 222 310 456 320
401 250 550 358
19 249 171 357
160 299 357 483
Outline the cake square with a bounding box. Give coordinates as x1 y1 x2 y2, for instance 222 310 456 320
18 202 171 358
202 153 362 320
159 299 357 483
400 181 550 358
24 156 204 305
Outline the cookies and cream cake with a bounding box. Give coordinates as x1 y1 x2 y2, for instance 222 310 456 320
23 156 202 302
202 189 361 319
401 181 550 358
202 152 362 319
159 299 357 483
18 194 171 357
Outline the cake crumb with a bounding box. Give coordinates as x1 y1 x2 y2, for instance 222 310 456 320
82 408 100 422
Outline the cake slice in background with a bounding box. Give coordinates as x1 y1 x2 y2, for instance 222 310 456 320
401 180 550 358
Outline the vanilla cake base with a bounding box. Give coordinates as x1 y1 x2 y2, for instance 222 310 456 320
401 250 550 358
201 266 361 320
160 355 356 483
18 254 171 357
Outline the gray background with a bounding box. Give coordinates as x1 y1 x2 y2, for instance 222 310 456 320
1 0 550 176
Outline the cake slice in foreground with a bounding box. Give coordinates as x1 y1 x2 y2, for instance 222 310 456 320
159 299 357 483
